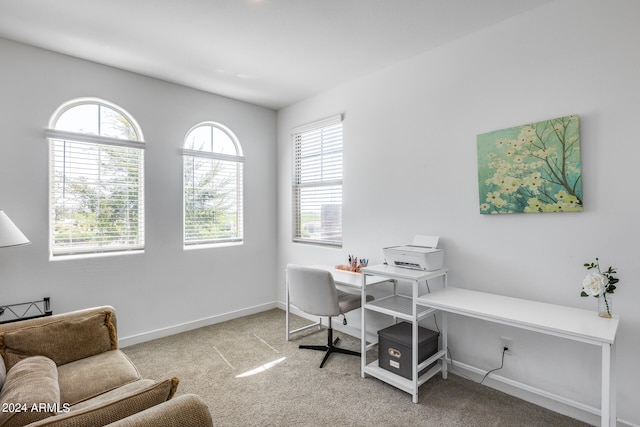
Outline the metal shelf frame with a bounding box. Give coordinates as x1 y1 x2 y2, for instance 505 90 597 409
0 297 52 324
360 264 447 403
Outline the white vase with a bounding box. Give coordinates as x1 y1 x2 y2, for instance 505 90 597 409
598 293 612 318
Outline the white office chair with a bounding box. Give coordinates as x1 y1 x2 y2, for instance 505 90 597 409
286 264 373 368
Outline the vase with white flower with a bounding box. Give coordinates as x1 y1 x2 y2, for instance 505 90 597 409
581 258 619 318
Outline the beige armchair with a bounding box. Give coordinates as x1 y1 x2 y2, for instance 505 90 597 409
0 306 212 427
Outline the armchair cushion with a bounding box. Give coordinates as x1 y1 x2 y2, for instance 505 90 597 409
57 350 141 406
0 356 60 427
0 310 117 370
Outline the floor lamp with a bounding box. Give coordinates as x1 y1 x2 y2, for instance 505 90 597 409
0 209 30 315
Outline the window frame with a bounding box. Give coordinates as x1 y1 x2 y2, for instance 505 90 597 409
291 114 343 247
46 98 145 259
182 121 245 249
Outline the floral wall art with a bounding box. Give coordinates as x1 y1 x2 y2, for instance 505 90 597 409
476 115 582 214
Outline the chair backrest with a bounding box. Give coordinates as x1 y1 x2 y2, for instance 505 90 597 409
286 264 341 317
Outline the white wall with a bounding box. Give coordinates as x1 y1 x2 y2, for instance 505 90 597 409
0 38 278 343
277 0 639 425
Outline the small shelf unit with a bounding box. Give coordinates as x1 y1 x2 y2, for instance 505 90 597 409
360 264 448 403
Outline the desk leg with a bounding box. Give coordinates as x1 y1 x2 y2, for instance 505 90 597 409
611 342 617 427
361 273 367 379
412 280 419 403
601 342 616 427
442 311 448 380
285 276 291 341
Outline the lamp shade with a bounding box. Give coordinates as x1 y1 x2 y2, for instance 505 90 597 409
0 210 30 248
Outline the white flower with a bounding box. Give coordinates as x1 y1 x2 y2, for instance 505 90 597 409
582 272 607 296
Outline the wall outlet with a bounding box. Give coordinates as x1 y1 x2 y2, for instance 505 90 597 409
501 336 513 355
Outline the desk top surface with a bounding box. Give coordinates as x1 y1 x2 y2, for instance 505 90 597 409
416 287 618 344
311 265 389 288
361 264 448 281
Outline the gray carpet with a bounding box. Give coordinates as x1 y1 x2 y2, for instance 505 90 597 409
122 309 589 426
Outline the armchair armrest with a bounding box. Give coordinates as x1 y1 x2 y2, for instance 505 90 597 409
104 394 213 427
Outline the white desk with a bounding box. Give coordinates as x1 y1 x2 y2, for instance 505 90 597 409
415 287 619 427
285 265 389 340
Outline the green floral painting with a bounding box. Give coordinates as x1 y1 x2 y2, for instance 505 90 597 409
477 115 582 214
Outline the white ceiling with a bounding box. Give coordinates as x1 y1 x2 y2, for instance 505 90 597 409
0 0 553 110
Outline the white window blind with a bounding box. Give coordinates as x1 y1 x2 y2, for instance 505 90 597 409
183 123 244 247
47 100 145 257
292 115 343 246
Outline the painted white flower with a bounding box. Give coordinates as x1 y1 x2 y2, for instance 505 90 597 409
524 198 543 213
486 191 501 203
582 272 607 296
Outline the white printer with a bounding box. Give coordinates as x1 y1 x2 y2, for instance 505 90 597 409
383 235 444 271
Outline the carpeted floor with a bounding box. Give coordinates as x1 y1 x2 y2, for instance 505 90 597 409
122 309 589 426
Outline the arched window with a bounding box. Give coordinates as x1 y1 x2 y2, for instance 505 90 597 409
46 98 145 257
183 122 244 246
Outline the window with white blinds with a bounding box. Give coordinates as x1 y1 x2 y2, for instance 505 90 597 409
46 99 145 257
183 122 244 247
292 115 343 246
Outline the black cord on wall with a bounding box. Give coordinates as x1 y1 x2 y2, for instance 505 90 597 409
480 347 507 384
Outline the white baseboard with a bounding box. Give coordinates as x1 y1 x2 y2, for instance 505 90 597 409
118 302 278 348
445 358 601 425
448 359 640 427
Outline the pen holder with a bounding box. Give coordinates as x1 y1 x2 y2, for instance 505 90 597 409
335 264 361 273
336 256 368 273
